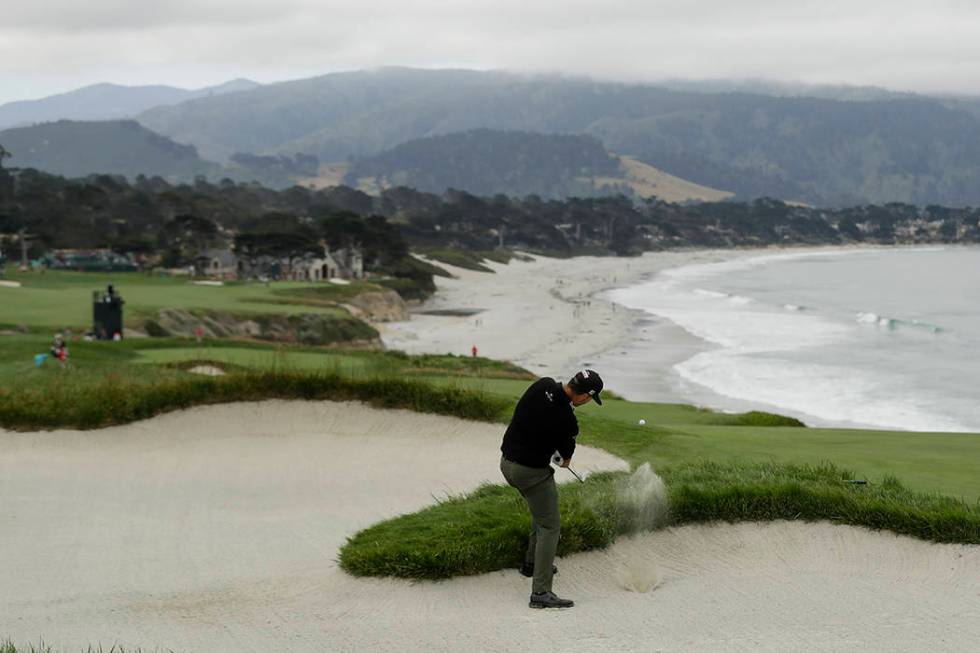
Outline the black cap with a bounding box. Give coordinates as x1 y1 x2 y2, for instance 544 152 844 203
570 369 604 405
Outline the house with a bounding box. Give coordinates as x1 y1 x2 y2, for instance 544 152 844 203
287 252 337 282
331 247 364 279
193 249 238 279
238 243 363 281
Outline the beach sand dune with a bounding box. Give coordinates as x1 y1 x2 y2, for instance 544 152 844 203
2 400 977 652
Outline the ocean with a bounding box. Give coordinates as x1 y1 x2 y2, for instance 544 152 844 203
601 246 980 432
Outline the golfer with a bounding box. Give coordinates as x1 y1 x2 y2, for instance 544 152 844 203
500 369 604 609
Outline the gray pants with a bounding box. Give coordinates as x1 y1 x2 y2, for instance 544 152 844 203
500 454 560 594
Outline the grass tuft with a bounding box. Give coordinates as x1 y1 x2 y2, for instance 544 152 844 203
0 369 510 431
0 638 177 653
338 461 980 580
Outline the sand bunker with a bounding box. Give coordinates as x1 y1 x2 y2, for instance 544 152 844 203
1 400 977 652
187 364 226 376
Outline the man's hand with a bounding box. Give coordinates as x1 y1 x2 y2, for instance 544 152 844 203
560 457 572 468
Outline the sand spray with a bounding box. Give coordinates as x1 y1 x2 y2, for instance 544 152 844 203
612 462 668 593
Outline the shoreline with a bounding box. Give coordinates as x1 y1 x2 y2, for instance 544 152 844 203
378 245 810 411
380 244 960 430
380 247 762 378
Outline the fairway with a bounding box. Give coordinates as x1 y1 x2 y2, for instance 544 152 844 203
0 268 380 330
135 346 383 376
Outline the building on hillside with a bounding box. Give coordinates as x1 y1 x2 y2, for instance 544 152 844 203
42 249 138 272
331 247 364 279
238 243 363 281
193 249 238 279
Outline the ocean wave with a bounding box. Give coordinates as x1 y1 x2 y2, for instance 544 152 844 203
674 350 971 432
693 288 754 304
856 312 944 333
662 247 893 283
693 288 728 299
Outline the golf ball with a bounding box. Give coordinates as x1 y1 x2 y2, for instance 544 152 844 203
638 419 646 425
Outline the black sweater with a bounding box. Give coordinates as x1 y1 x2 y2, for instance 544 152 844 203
500 377 578 468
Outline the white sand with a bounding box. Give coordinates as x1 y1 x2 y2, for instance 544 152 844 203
0 400 625 651
380 250 765 378
188 364 226 376
2 400 977 652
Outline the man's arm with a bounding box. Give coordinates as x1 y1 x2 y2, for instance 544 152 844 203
555 412 578 463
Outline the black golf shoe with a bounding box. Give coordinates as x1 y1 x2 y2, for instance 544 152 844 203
519 562 558 578
529 591 574 609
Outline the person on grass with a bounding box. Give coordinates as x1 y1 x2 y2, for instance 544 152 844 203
499 369 604 609
50 333 69 370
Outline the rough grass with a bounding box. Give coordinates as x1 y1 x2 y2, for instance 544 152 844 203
398 352 534 379
0 639 175 653
339 461 980 579
0 369 510 431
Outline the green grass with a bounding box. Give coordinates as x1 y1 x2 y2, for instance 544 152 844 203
0 268 377 331
0 335 525 430
412 376 980 502
0 367 509 431
338 460 980 579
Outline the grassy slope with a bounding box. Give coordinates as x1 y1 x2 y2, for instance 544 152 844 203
590 155 735 202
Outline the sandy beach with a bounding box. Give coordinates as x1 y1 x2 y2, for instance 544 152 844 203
380 249 770 407
380 250 736 376
2 400 977 651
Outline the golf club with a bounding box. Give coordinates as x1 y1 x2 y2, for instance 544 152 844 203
552 451 586 483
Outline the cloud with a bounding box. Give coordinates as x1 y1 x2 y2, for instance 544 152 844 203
2 0 980 104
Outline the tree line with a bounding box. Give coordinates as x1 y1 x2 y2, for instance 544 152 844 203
1 166 978 277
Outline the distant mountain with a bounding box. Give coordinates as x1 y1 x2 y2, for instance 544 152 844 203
343 128 732 201
656 79 919 102
0 79 260 130
135 67 980 206
0 120 219 180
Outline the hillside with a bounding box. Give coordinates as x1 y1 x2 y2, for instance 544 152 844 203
134 67 980 207
0 79 260 130
344 129 619 198
340 129 731 201
0 120 219 180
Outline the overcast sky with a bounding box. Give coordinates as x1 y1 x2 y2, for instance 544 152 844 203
3 0 980 105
